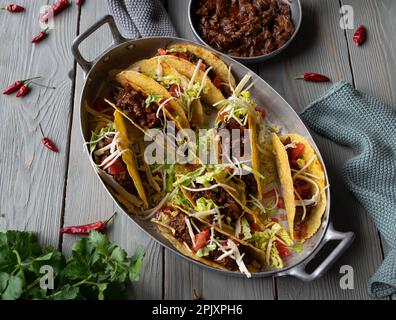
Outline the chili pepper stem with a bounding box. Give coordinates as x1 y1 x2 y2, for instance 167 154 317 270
30 81 56 90
22 76 42 83
295 76 305 80
38 124 45 138
103 212 117 225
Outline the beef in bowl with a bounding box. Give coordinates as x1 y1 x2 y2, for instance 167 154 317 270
191 0 297 58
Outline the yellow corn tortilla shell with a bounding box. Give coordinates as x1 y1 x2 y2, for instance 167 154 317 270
174 164 264 233
114 111 149 209
166 43 237 89
271 133 327 240
154 55 225 106
156 207 264 272
131 58 204 128
115 70 190 130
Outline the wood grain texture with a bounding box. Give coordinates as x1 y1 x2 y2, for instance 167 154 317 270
61 0 163 299
259 0 384 300
166 0 275 300
0 0 78 246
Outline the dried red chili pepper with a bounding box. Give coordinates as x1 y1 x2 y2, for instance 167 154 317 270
60 212 116 235
1 4 25 12
296 73 330 82
16 84 30 97
353 25 367 46
3 77 41 95
76 0 85 6
39 124 59 153
40 0 70 22
32 29 49 43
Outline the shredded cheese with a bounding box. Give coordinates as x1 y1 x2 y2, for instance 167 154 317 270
185 217 196 248
151 218 176 235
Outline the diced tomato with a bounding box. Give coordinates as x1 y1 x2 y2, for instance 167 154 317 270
199 62 207 71
271 218 279 223
193 229 210 252
158 48 167 56
168 84 182 98
255 107 266 119
178 52 189 61
277 196 285 209
250 222 264 232
159 99 173 112
290 143 305 162
213 75 223 89
275 241 292 258
263 189 276 199
107 159 125 175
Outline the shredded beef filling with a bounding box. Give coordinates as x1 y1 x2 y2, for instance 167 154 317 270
194 0 295 57
189 185 242 222
112 85 162 129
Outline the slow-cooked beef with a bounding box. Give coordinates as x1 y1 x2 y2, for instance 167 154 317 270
167 212 193 246
219 118 248 157
113 85 162 129
190 185 242 222
195 0 295 57
241 173 258 197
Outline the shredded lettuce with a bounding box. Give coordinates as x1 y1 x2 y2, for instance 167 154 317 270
156 75 182 89
89 124 115 154
196 244 216 257
241 218 252 240
249 222 294 269
145 94 163 108
268 123 282 134
195 166 228 187
171 191 191 211
174 166 206 187
195 197 218 212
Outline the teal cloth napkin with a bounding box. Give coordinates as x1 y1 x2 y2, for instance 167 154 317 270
300 81 396 299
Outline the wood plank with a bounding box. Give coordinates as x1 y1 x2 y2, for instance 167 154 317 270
166 0 274 300
259 0 383 299
0 0 78 246
342 0 396 299
61 0 163 300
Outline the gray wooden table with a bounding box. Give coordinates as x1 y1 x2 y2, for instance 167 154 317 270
0 0 394 300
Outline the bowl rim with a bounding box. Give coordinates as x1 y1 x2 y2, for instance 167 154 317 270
187 0 303 62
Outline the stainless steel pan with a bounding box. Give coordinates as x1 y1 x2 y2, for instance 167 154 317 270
72 15 354 281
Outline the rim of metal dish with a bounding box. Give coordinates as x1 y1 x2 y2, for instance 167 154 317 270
187 0 303 62
78 35 330 278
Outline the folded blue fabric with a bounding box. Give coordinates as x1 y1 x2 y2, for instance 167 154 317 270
300 81 396 299
107 0 177 39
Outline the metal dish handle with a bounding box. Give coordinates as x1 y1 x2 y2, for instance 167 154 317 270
280 223 355 281
72 15 126 75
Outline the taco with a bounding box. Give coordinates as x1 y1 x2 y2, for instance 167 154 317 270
152 204 265 277
151 55 225 106
215 74 267 201
89 110 148 210
271 133 327 241
171 164 269 241
130 57 205 129
158 43 236 97
108 70 190 136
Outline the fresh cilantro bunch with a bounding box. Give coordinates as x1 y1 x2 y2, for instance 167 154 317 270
0 230 144 300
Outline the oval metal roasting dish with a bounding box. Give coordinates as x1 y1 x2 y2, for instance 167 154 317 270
72 15 354 281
